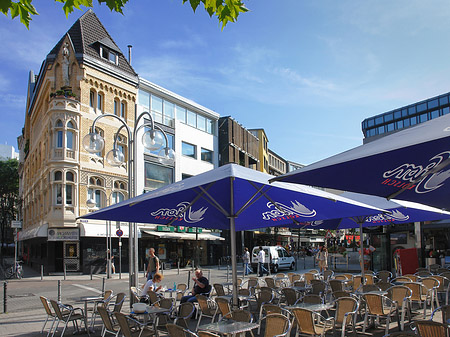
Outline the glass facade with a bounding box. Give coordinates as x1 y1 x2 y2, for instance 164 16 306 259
138 89 215 135
362 92 450 139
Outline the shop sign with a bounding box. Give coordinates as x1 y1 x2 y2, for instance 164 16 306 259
48 228 79 241
187 227 203 233
176 226 186 232
157 225 175 232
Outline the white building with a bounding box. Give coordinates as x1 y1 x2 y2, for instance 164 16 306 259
0 144 19 160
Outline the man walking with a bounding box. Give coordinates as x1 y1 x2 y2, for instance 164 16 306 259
145 248 160 281
257 246 268 277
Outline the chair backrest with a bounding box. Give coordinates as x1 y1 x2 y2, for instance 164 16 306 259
101 290 113 308
323 270 334 281
167 323 196 337
262 303 283 315
415 271 432 277
303 272 315 285
377 271 392 283
197 331 220 337
422 277 439 290
387 285 412 308
291 308 316 335
237 278 243 288
130 286 140 302
50 299 65 320
293 280 306 287
416 267 429 272
159 297 175 310
215 297 231 318
247 278 259 289
437 268 449 274
377 282 393 291
334 275 348 281
404 282 426 301
309 269 319 273
176 283 188 301
238 288 251 297
365 274 375 285
40 296 53 316
290 274 301 284
333 290 351 300
440 272 450 281
230 309 252 322
429 264 440 273
256 289 274 308
335 297 358 325
364 293 385 315
415 319 447 337
114 312 133 337
264 277 276 289
433 275 449 292
262 313 290 337
275 273 286 278
353 275 364 290
302 294 322 304
310 280 326 295
112 292 126 313
403 274 419 282
329 279 345 292
97 306 115 332
147 290 160 305
213 283 226 296
281 287 298 306
196 295 215 315
392 276 412 283
176 302 195 329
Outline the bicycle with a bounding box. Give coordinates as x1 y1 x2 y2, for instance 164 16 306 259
5 261 23 279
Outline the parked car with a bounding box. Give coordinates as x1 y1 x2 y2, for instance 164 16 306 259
251 246 295 273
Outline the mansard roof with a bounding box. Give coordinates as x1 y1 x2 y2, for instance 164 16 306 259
48 9 137 78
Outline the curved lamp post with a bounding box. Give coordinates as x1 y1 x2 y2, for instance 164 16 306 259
82 111 174 302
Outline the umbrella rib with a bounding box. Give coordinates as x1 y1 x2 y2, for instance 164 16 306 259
196 186 231 217
386 157 450 200
234 183 269 217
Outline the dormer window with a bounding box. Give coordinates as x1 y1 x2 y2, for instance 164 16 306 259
100 45 118 65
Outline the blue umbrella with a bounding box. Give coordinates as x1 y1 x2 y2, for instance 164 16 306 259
288 192 450 277
80 164 386 306
271 113 450 210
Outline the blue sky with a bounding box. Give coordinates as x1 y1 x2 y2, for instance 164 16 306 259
2 0 450 164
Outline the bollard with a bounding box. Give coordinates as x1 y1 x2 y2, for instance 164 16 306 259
41 265 44 281
218 258 221 270
187 270 191 289
207 269 211 281
63 263 67 280
161 262 164 274
3 282 7 313
226 264 229 283
102 277 106 296
303 255 306 269
177 260 180 275
57 280 61 303
90 266 93 280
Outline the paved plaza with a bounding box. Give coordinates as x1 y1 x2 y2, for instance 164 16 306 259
0 260 441 336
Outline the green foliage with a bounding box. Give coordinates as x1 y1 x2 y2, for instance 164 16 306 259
0 159 20 247
1 0 247 29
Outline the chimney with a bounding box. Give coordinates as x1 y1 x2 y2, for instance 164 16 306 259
127 45 132 65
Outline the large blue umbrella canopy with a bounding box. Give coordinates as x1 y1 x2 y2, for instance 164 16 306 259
295 192 450 230
80 164 386 306
271 113 450 210
81 164 386 230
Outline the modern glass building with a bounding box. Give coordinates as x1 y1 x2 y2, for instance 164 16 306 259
361 91 450 143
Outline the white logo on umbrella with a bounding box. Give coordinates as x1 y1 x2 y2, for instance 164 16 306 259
262 201 316 221
151 202 207 223
366 210 409 223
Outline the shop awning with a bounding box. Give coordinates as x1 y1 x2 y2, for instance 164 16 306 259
141 230 224 241
81 223 130 238
18 224 48 241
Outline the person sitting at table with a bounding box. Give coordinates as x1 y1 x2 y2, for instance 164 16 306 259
140 272 164 300
180 269 211 303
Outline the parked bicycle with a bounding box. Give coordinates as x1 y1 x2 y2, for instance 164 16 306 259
5 261 23 279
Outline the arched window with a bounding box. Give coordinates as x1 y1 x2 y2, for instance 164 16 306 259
52 170 76 206
97 92 103 112
120 100 126 119
54 170 63 205
88 176 104 208
111 191 124 204
89 90 96 109
66 120 76 150
66 171 75 205
93 127 104 157
114 98 120 116
55 120 64 148
116 134 127 161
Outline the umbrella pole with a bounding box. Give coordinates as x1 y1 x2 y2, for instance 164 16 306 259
230 217 239 309
359 221 365 284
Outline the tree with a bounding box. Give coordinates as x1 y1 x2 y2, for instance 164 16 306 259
0 0 248 29
0 159 20 252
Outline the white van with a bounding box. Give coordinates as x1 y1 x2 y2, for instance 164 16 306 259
251 246 295 273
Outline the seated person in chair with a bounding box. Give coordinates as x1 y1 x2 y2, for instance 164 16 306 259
180 269 211 303
140 272 163 301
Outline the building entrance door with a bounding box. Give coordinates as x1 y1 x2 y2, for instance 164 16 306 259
64 241 80 271
371 234 389 272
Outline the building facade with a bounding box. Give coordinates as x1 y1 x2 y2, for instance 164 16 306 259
248 128 269 173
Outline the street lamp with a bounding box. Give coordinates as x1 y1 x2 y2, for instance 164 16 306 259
82 110 175 303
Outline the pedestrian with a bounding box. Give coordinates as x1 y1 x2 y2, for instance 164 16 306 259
180 269 211 303
110 253 115 274
317 246 328 273
242 247 252 275
257 246 268 277
145 248 160 281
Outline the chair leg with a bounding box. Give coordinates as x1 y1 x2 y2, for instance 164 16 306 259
50 319 60 337
385 315 390 336
195 312 202 331
41 316 49 333
362 312 368 333
47 317 56 337
61 320 69 337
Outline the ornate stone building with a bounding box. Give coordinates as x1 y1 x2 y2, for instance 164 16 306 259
18 10 138 273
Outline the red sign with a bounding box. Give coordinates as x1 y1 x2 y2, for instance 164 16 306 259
116 229 123 237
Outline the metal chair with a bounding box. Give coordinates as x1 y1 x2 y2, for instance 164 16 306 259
310 279 326 300
421 277 440 311
291 307 334 337
90 290 114 328
362 293 398 335
166 323 198 337
115 312 156 337
213 296 231 322
392 276 413 283
108 292 126 317
414 319 447 337
404 282 430 318
332 296 359 337
213 283 226 297
322 270 334 281
387 285 412 331
195 294 217 331
431 304 450 325
97 306 120 337
174 302 195 329
39 296 57 337
377 271 393 283
176 283 188 302
259 313 291 337
329 279 345 293
431 275 449 307
257 303 290 334
280 287 298 306
303 272 316 285
197 331 219 337
301 294 322 304
50 299 88 337
377 282 394 292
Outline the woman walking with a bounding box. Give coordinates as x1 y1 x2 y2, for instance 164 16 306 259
317 246 328 273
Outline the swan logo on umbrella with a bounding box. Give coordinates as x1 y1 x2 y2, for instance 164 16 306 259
151 202 207 223
262 201 316 221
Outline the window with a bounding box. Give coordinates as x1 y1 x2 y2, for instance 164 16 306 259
66 121 75 150
417 103 427 113
396 120 403 129
116 134 127 161
114 99 119 116
409 116 417 125
89 90 95 108
54 171 63 205
176 105 186 123
430 110 439 119
428 99 438 109
386 123 395 132
419 113 428 123
394 110 402 119
440 96 449 106
201 148 213 163
138 89 150 109
145 162 173 190
187 110 196 127
151 95 163 124
384 113 393 122
93 128 104 157
97 93 103 111
55 120 63 148
163 101 175 127
197 115 206 132
88 176 104 208
120 102 126 118
111 191 124 204
375 116 383 125
66 172 74 205
144 127 174 157
100 46 117 64
182 142 196 158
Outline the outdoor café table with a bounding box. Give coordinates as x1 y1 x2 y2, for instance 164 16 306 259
355 290 387 296
161 288 182 299
291 286 311 294
198 320 259 336
130 306 171 336
286 302 333 313
72 295 104 335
